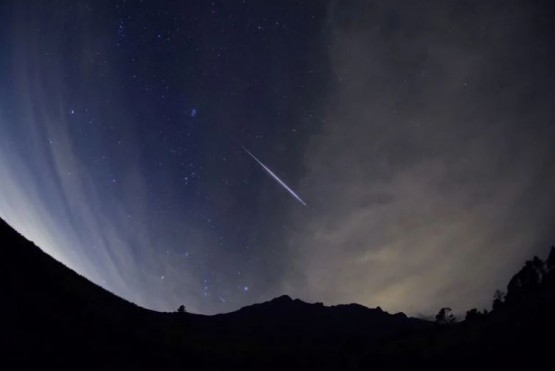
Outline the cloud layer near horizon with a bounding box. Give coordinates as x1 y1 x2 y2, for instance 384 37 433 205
282 0 555 315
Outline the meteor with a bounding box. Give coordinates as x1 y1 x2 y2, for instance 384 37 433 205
241 146 307 207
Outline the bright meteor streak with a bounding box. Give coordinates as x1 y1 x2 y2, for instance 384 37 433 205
242 146 307 207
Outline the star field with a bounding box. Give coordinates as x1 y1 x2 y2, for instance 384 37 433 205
1 0 555 315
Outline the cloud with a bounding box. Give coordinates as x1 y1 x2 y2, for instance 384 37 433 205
0 4 206 312
283 0 555 315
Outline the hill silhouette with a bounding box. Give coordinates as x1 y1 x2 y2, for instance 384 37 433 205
1 217 554 370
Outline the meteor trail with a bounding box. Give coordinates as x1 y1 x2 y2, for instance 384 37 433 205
241 146 307 207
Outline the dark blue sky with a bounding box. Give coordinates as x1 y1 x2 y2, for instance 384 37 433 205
1 0 555 315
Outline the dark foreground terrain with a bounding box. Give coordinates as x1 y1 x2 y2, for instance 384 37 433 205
0 217 553 370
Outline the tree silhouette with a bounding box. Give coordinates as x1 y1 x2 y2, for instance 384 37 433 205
177 305 186 313
547 246 555 273
465 308 482 322
435 307 455 325
506 257 545 304
492 290 505 311
545 246 555 287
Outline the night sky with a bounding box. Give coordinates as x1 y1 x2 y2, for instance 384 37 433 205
1 0 555 315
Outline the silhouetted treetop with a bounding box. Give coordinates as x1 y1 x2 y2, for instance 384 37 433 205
465 308 484 322
435 307 455 325
493 289 505 311
547 246 555 272
506 256 545 304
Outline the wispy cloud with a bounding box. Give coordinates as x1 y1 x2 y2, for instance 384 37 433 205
283 0 555 315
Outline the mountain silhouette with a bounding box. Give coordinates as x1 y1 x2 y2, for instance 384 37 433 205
0 217 426 369
1 217 554 370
